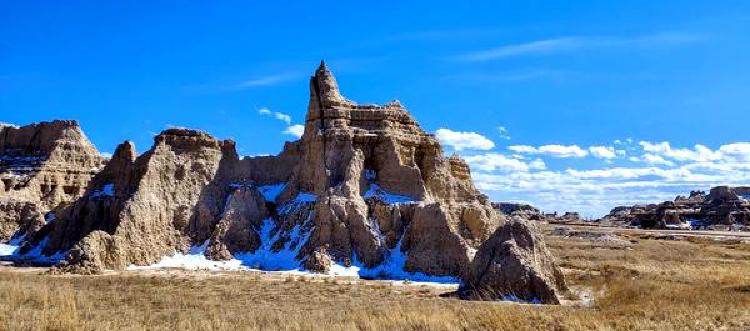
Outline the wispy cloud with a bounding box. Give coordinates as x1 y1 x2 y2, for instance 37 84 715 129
459 32 708 61
497 126 511 140
234 72 299 89
258 107 292 125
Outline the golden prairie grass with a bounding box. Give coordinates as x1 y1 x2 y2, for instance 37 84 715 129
1 230 750 331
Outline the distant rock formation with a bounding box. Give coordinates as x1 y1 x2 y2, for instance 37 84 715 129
1 62 567 303
492 202 543 221
600 186 750 229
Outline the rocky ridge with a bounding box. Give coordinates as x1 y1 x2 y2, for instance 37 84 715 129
0 62 567 303
600 186 750 229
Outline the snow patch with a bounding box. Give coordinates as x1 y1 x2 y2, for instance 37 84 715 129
90 183 114 198
362 169 418 205
0 122 20 129
129 218 313 273
501 294 542 304
258 183 286 202
0 235 67 264
295 192 317 203
363 183 419 204
351 237 460 284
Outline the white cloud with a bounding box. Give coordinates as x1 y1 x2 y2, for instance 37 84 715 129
508 144 589 158
497 126 511 140
283 124 304 138
589 146 617 159
641 154 675 166
538 145 588 158
459 33 706 61
274 112 291 125
508 145 537 153
464 139 750 218
463 153 539 172
258 107 293 125
435 128 495 151
235 72 298 89
639 141 722 162
528 158 546 170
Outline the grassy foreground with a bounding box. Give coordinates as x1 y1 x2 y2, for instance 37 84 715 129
1 230 750 331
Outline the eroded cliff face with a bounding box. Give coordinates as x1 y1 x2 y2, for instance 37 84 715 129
0 120 106 241
1 63 567 303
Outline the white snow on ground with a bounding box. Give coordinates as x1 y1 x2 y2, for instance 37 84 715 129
90 183 114 198
0 235 25 256
348 237 460 285
258 183 286 202
501 295 542 304
0 235 67 264
129 218 313 273
128 241 244 271
362 169 419 204
739 194 750 201
362 183 419 204
232 218 312 271
0 243 19 256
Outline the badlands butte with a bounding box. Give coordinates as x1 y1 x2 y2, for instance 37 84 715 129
0 63 567 303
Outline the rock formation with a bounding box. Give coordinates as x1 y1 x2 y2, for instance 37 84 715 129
461 217 568 304
599 186 750 229
0 62 567 303
0 120 106 242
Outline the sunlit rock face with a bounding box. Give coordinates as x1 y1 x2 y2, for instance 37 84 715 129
0 120 106 242
1 63 567 303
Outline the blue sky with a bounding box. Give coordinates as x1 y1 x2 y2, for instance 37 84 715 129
2 1 750 216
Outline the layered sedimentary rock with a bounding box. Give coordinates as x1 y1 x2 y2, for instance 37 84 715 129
1 63 567 303
600 186 750 229
0 120 106 241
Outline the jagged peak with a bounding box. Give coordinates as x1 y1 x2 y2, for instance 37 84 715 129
310 61 347 107
112 140 137 163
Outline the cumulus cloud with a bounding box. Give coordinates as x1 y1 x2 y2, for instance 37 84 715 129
589 146 617 159
465 140 750 218
463 153 544 172
283 124 305 138
435 128 495 151
638 141 722 162
508 144 589 158
640 154 675 166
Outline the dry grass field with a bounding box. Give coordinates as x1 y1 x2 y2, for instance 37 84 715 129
2 228 750 331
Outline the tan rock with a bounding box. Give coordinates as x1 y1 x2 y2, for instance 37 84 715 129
461 217 568 304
